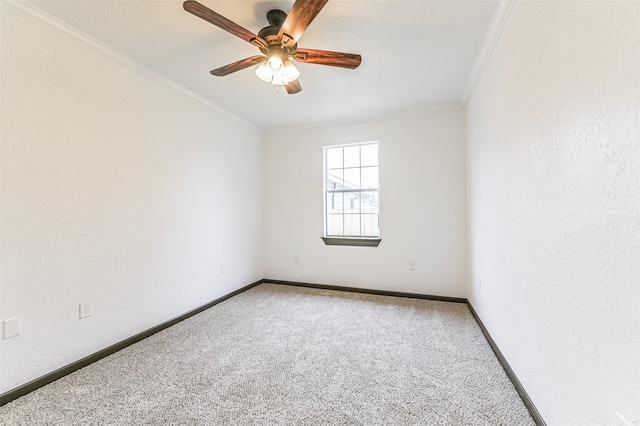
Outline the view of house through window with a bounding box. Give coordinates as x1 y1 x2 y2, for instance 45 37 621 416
324 142 379 238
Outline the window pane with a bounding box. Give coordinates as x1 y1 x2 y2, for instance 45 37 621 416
344 192 360 213
324 142 379 240
327 169 344 190
344 146 360 168
326 147 343 169
361 166 378 189
327 192 343 213
361 144 378 167
361 214 379 236
327 214 343 235
343 168 360 189
344 214 360 236
361 191 379 212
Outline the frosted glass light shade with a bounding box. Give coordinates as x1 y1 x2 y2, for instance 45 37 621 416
283 60 300 81
267 55 284 72
255 54 300 86
255 61 272 83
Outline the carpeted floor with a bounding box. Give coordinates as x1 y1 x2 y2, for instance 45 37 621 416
0 283 535 425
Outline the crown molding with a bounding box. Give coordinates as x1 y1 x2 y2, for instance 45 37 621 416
0 0 261 133
461 0 516 105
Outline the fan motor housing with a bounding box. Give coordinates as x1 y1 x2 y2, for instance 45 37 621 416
258 10 296 53
266 9 287 26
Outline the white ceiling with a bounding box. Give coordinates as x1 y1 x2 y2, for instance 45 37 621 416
26 0 498 130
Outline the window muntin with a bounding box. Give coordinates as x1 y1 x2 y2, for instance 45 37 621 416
324 142 379 238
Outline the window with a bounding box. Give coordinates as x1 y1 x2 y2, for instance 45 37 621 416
323 142 381 246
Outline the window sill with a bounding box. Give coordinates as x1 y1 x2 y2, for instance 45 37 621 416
321 237 382 247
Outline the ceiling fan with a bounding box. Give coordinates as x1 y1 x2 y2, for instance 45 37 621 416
183 0 362 94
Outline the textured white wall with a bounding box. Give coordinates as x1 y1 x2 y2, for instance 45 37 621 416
466 2 639 425
263 107 468 297
0 8 262 393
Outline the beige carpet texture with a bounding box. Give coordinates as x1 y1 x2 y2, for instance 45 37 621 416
0 283 535 425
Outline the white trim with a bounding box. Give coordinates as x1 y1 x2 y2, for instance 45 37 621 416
0 0 261 133
461 0 516 105
323 142 380 240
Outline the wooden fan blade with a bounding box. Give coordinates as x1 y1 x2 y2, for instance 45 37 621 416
277 0 329 47
184 1 267 48
285 79 302 94
210 55 265 76
294 48 361 69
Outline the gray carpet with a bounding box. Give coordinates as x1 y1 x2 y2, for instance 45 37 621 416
0 283 534 425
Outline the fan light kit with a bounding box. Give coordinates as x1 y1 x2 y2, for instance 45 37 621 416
183 0 361 94
255 49 300 86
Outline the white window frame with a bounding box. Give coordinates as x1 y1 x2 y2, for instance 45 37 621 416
322 141 381 247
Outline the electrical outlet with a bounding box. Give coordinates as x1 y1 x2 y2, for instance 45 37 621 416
293 255 300 264
3 317 21 339
409 261 417 271
220 264 225 274
79 303 91 319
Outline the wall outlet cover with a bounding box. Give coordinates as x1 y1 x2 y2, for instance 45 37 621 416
79 303 92 319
